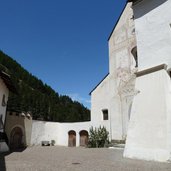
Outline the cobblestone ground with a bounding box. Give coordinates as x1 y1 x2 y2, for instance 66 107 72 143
0 146 171 171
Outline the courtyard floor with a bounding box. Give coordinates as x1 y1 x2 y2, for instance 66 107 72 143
0 146 171 171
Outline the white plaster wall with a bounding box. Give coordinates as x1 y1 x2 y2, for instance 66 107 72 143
124 70 171 162
57 122 91 147
91 74 123 141
31 120 59 145
31 120 91 147
133 0 171 70
0 78 9 131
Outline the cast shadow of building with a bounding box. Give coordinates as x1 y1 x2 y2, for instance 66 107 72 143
134 0 168 18
0 147 26 171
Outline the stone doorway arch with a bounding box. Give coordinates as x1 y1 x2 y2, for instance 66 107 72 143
10 127 23 149
79 130 88 147
68 130 76 147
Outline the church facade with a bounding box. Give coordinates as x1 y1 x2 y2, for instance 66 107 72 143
91 0 171 162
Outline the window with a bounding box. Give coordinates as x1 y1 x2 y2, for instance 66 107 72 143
102 109 108 120
0 115 3 130
167 69 171 78
2 94 7 107
168 70 171 78
131 47 138 67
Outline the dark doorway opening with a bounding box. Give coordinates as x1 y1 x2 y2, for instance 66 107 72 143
68 130 76 147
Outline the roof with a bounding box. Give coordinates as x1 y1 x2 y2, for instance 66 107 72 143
108 3 128 41
0 71 17 93
127 0 141 3
89 73 109 95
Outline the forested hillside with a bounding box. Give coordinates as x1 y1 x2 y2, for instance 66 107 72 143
0 50 90 122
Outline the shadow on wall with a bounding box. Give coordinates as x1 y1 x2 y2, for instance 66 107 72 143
134 0 168 18
0 148 26 171
0 152 6 171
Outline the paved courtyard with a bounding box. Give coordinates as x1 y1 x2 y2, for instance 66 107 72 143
0 146 171 171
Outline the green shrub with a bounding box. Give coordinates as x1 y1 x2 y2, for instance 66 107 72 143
88 126 109 148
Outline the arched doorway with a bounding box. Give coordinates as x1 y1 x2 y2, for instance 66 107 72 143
10 127 23 149
79 130 88 147
68 130 76 147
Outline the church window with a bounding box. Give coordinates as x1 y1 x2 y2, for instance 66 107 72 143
131 46 138 67
102 109 108 120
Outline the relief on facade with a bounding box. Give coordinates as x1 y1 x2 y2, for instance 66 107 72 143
114 28 127 44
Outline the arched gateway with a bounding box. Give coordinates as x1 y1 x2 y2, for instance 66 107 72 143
10 127 23 149
68 130 76 147
79 130 88 147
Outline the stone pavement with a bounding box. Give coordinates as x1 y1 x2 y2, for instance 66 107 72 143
0 146 171 171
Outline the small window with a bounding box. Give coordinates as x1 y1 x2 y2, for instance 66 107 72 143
102 109 108 120
9 112 13 115
167 69 171 78
2 94 7 107
131 47 138 67
0 115 3 130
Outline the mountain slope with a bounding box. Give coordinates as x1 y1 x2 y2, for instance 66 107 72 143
0 50 90 122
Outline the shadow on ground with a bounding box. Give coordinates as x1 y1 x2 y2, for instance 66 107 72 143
0 148 26 171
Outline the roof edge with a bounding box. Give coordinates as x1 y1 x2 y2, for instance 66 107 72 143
107 2 128 41
89 73 109 95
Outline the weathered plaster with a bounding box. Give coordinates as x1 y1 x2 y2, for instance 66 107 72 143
91 2 137 141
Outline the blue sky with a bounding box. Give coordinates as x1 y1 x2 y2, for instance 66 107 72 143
0 0 127 108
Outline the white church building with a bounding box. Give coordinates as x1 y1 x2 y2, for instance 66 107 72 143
3 0 171 163
91 0 171 162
